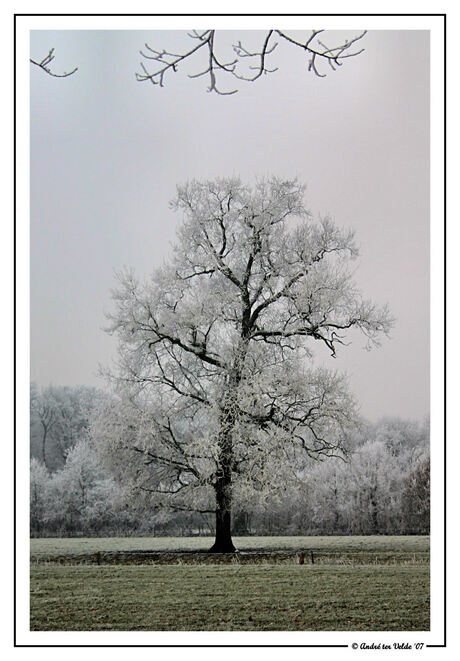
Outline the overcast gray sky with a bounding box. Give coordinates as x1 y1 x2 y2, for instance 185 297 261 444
30 29 429 422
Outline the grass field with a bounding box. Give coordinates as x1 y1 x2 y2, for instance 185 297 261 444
30 534 429 555
30 536 430 632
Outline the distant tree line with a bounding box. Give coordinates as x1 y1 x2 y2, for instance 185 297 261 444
30 384 429 538
236 419 429 537
30 383 105 471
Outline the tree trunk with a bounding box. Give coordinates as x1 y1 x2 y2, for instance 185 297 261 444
208 410 236 553
208 475 236 552
208 337 248 553
41 425 48 469
370 486 379 534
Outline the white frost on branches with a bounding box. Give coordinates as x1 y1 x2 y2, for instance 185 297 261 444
136 30 367 94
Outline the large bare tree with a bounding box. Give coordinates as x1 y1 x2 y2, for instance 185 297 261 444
95 177 392 551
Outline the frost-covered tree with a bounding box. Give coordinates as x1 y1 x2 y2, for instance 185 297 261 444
30 384 105 471
95 177 392 551
401 457 430 534
344 440 406 534
30 458 49 534
307 458 350 534
280 418 429 536
30 384 58 469
44 437 127 534
373 416 429 459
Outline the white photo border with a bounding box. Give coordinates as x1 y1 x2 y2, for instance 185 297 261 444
15 11 445 649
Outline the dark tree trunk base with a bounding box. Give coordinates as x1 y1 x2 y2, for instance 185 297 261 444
209 506 236 552
207 540 237 553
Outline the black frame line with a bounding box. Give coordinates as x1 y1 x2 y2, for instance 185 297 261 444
14 11 446 648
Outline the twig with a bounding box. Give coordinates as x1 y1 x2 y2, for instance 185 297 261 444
30 48 78 78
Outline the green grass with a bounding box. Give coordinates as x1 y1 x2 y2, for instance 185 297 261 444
30 564 429 631
30 536 430 631
30 535 430 555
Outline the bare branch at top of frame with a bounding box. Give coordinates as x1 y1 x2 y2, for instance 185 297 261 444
276 30 367 78
136 29 367 94
30 49 78 78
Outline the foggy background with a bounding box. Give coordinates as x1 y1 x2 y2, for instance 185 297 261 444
30 29 430 422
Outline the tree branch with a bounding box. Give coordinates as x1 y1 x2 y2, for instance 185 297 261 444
30 49 78 78
275 30 367 78
148 327 226 369
136 29 367 94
